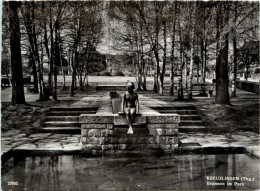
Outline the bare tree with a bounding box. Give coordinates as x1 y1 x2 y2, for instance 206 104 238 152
9 2 26 104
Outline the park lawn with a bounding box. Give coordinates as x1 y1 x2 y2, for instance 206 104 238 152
1 100 72 134
198 101 259 134
1 88 88 134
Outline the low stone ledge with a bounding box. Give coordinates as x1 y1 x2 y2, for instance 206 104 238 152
114 115 146 125
80 114 114 124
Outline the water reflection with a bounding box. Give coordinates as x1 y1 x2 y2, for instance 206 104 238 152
2 154 259 191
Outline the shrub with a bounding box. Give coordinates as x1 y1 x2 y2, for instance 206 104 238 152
113 71 125 76
99 71 112 76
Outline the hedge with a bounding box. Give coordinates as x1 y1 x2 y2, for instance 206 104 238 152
236 81 259 94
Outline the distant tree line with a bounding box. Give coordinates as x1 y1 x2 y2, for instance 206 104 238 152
2 1 259 105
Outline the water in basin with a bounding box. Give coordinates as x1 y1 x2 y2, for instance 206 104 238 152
2 154 259 190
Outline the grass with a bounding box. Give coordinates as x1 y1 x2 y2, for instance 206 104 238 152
196 100 259 134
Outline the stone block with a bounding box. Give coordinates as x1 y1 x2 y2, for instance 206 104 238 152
155 128 178 136
82 144 102 153
82 124 106 129
81 129 88 137
147 137 157 144
80 115 114 124
156 128 163 136
110 137 133 144
135 137 156 144
88 129 101 137
81 137 87 144
147 124 178 129
101 129 113 137
160 144 172 150
167 136 178 144
160 144 178 153
155 136 160 144
147 127 157 136
114 116 146 125
104 137 111 144
159 136 178 144
107 124 114 130
119 144 127 150
102 144 119 151
171 144 178 149
85 137 105 145
92 150 103 155
165 129 178 135
146 115 180 124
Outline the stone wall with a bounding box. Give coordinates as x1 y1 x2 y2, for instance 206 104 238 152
80 113 180 155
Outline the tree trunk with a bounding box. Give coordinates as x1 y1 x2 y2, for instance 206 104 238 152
48 3 54 96
29 52 39 93
71 69 75 97
136 55 142 90
9 2 26 105
231 35 237 97
70 53 75 97
153 58 159 93
178 19 184 100
61 53 66 91
231 2 238 97
170 27 175 96
216 43 230 104
215 3 230 105
159 20 167 96
203 41 207 83
79 74 84 91
142 74 147 91
53 21 59 100
187 29 195 100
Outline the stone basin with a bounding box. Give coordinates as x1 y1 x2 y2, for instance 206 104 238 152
80 92 180 155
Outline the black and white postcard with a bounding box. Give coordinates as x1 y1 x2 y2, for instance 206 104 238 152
1 1 259 190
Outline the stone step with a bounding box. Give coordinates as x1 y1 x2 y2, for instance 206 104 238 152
43 121 81 127
157 110 198 115
179 126 206 132
50 107 98 112
46 111 96 116
180 115 202 120
44 116 79 122
39 127 81 134
179 120 204 126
